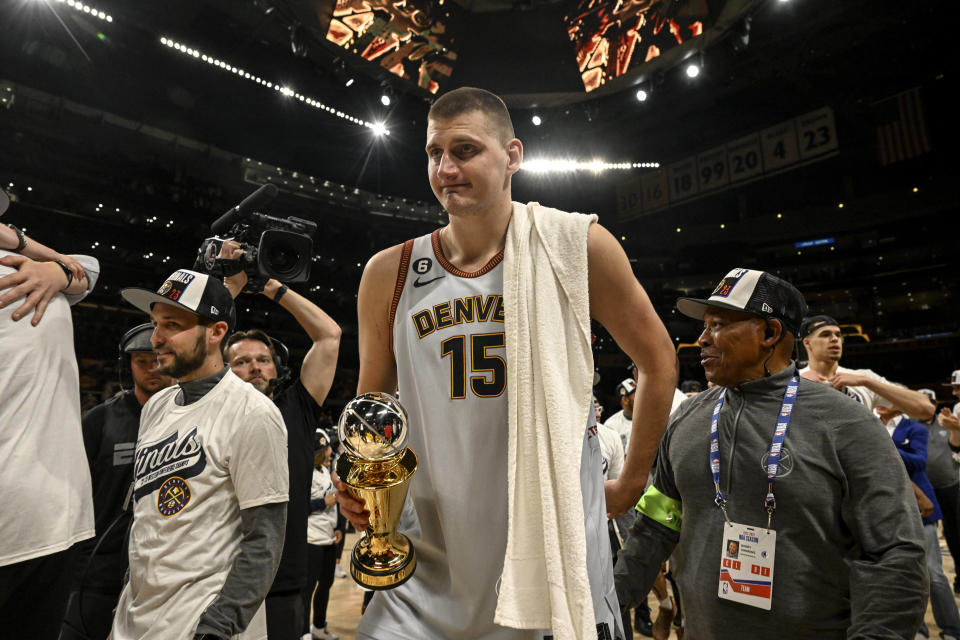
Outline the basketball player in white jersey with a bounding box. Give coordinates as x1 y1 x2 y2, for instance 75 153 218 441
335 87 677 640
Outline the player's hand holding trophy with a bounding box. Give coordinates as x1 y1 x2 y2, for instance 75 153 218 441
336 392 418 589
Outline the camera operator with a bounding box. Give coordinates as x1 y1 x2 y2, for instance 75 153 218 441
219 240 341 640
60 323 175 640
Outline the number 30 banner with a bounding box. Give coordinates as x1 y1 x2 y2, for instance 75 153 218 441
617 106 839 221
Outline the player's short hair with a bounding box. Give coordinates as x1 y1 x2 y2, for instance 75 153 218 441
428 87 515 143
223 329 278 365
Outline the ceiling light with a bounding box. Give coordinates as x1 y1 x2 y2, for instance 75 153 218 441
520 159 659 173
160 36 376 131
635 89 648 102
532 115 542 126
381 94 391 106
372 122 389 137
345 77 355 87
685 62 700 78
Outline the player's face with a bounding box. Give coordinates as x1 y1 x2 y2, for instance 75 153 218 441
697 309 768 388
426 110 521 218
621 391 635 415
803 325 843 362
149 303 210 379
227 338 277 394
728 541 738 555
129 352 173 397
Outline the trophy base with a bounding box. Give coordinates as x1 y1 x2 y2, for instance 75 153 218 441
350 534 417 590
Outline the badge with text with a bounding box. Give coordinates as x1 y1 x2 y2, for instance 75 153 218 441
718 521 776 610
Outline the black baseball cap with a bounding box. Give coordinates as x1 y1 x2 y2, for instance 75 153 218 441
799 314 840 339
121 268 236 330
121 323 155 353
677 268 807 336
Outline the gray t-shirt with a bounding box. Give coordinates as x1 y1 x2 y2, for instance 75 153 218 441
925 417 960 489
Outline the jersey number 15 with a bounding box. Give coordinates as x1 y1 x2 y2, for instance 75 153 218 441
440 332 506 399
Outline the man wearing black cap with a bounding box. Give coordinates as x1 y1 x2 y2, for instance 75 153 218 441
614 267 926 638
112 269 289 640
799 314 934 420
60 324 174 640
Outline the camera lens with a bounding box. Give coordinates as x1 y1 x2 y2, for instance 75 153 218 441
267 245 299 273
258 229 313 283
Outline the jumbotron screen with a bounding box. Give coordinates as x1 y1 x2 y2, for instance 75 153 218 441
565 0 719 92
325 0 459 94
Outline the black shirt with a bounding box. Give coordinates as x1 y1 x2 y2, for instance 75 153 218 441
270 380 325 594
75 390 141 592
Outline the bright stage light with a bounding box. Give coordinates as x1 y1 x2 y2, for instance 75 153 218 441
685 63 700 78
636 89 648 102
520 159 660 174
532 115 542 126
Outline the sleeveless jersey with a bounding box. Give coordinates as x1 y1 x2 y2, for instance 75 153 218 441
358 230 623 640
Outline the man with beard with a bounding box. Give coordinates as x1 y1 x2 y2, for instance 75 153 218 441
220 241 341 640
60 323 175 640
114 269 289 640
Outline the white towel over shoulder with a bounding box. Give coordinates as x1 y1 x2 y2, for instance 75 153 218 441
497 201 597 640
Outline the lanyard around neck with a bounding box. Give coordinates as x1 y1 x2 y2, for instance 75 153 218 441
709 375 800 529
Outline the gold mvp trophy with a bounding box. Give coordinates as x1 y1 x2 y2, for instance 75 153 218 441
336 392 418 589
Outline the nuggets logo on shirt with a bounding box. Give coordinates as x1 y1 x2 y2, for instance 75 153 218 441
157 476 192 516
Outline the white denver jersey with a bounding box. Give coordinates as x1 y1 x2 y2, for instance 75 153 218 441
359 230 622 640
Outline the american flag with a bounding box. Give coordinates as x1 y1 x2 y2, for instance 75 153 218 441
874 87 932 166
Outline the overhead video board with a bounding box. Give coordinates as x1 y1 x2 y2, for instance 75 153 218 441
325 0 459 94
565 0 719 92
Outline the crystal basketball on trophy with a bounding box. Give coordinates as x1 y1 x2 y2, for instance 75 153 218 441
335 393 418 589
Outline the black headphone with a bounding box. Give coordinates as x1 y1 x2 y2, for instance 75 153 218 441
266 335 293 394
117 323 155 391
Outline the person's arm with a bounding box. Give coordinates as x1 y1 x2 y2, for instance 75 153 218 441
587 224 677 515
832 372 935 421
836 413 928 638
614 425 680 610
1 224 87 282
193 502 286 639
938 408 960 447
912 482 934 518
0 254 89 324
194 402 288 638
262 279 341 406
894 421 928 473
332 244 404 531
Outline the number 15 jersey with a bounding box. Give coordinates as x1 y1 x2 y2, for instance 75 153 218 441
358 229 621 640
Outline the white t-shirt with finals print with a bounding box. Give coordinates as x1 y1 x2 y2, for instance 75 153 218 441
111 370 288 640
